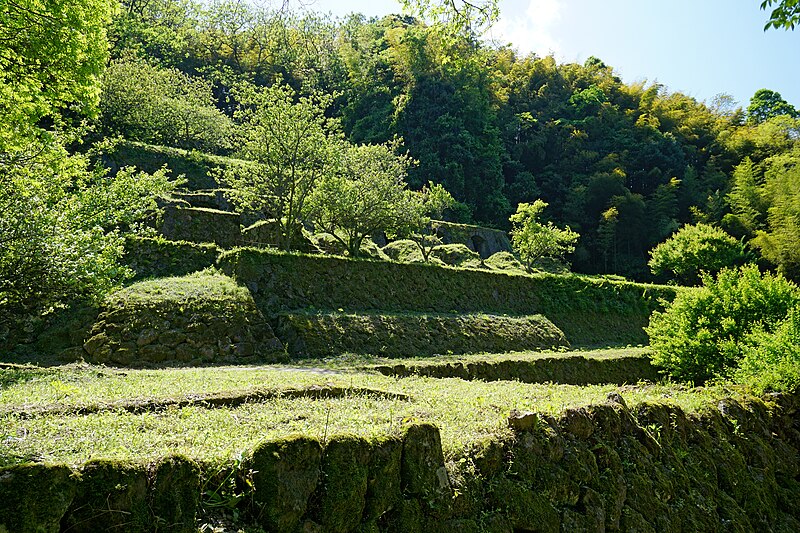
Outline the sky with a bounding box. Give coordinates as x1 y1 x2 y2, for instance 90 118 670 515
299 0 800 111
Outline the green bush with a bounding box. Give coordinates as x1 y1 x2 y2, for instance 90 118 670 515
736 306 800 393
647 265 800 384
648 223 747 285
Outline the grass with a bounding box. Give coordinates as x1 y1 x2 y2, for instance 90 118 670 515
0 348 754 469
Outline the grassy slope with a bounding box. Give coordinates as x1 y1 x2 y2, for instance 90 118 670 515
0 349 749 469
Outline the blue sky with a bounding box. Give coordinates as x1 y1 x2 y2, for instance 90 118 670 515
302 0 800 111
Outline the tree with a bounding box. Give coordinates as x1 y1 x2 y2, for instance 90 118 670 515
0 0 115 151
308 142 417 258
398 0 499 35
101 58 233 152
762 0 800 30
648 223 748 285
1 145 175 318
747 89 798 124
405 181 457 262
222 81 340 251
509 200 579 273
751 152 800 280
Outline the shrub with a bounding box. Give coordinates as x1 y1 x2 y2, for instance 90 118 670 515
648 223 747 285
647 265 800 384
736 306 800 393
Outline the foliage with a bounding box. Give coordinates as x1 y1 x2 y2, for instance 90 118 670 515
0 0 114 151
746 88 797 124
761 0 800 30
0 143 175 318
404 181 457 262
307 142 417 258
648 223 748 285
221 82 340 251
647 265 800 384
101 59 233 152
736 305 800 392
750 150 800 280
509 200 579 273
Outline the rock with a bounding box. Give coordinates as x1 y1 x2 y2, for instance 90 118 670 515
508 410 539 432
149 456 201 533
431 220 512 259
63 460 150 533
401 424 452 516
315 436 371 533
0 464 77 533
248 436 323 533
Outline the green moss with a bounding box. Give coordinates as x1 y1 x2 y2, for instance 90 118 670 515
122 236 220 280
315 436 371 533
63 460 150 533
0 463 77 533
484 251 525 273
149 456 201 533
105 272 251 312
247 436 323 533
219 248 678 346
382 240 428 264
277 311 567 358
430 244 483 268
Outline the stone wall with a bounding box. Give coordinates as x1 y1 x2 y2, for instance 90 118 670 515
431 220 512 259
3 393 799 532
82 274 284 367
277 312 568 358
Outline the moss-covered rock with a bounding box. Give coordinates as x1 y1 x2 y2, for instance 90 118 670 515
63 460 150 533
248 436 323 533
382 240 428 264
159 206 242 248
149 456 201 533
430 244 483 269
401 424 452 517
484 251 525 273
242 220 318 253
363 436 403 522
313 436 371 533
0 464 77 533
122 236 220 280
219 247 678 346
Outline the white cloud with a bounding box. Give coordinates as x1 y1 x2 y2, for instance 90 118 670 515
488 0 563 57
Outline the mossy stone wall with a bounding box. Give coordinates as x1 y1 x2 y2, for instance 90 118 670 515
122 236 220 281
218 248 678 346
277 312 568 357
82 274 284 366
159 206 242 248
4 394 798 532
374 352 660 385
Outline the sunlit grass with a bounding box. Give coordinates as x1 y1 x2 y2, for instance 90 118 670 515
0 349 753 469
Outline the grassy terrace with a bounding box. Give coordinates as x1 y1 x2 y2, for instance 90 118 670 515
0 348 748 469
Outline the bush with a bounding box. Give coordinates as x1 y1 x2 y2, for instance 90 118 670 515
647 265 800 384
648 223 747 285
736 306 800 393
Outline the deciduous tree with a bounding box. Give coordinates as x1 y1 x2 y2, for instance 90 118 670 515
509 200 579 273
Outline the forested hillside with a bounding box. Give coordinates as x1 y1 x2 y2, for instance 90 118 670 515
3 0 800 326
98 0 800 280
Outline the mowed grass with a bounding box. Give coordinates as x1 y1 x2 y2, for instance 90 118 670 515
0 349 752 469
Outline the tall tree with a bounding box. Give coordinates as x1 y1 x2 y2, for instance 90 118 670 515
222 81 340 251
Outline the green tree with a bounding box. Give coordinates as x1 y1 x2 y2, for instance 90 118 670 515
0 0 115 151
647 265 800 384
222 82 340 251
747 89 798 124
762 0 800 30
751 151 800 280
405 181 457 262
101 58 233 152
308 142 417 258
1 145 174 317
648 223 748 285
509 200 579 273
